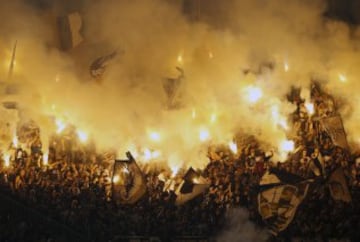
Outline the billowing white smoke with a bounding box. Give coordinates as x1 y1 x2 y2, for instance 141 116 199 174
0 0 359 168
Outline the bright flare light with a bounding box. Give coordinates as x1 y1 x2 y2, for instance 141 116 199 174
77 130 88 143
170 165 179 177
112 175 120 183
280 140 295 153
209 52 214 59
3 153 10 167
177 54 183 64
143 148 161 162
43 152 49 166
305 102 315 115
149 131 161 142
339 73 347 82
199 128 210 142
284 62 289 72
12 134 18 148
55 119 66 134
244 86 263 103
228 141 238 154
271 105 289 130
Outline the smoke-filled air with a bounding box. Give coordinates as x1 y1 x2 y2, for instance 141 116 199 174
1 0 359 171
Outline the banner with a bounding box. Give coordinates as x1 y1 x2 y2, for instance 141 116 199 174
163 67 184 109
328 167 351 203
58 12 84 50
89 51 117 80
258 182 309 235
175 167 210 205
320 115 348 149
111 152 146 204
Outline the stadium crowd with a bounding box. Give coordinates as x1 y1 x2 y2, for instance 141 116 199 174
0 84 359 242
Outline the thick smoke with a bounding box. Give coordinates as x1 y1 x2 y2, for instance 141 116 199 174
1 0 360 167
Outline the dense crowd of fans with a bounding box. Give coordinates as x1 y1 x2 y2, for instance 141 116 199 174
0 84 359 242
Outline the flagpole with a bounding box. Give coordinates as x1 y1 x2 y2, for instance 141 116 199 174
8 40 17 81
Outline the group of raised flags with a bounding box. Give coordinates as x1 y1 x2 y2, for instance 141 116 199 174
111 152 210 205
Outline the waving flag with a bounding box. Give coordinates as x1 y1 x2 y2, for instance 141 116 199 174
111 152 146 204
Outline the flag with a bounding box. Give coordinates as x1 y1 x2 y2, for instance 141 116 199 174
175 167 210 206
320 115 348 149
7 40 17 80
328 167 351 203
89 51 117 80
111 152 146 204
163 67 184 109
258 182 309 235
58 12 84 50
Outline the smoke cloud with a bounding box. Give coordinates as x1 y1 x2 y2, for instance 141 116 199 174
0 0 360 168
216 208 269 242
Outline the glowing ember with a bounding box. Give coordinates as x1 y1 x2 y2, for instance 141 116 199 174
280 140 295 153
112 175 120 183
177 54 183 63
43 152 49 166
284 62 289 72
228 141 238 154
305 102 315 115
199 128 210 142
244 86 263 103
55 119 66 134
339 73 347 82
77 130 88 142
3 153 10 167
149 131 161 142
